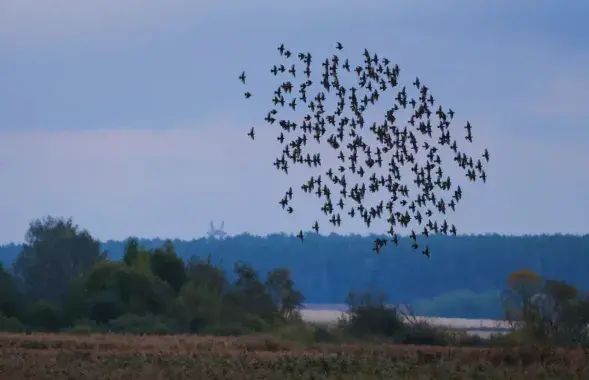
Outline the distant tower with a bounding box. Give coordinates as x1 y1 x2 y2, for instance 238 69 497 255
207 220 227 239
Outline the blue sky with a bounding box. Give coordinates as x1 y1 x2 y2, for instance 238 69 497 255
0 0 588 243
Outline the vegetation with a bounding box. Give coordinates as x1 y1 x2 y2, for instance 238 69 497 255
2 333 589 379
1 216 589 378
2 229 588 319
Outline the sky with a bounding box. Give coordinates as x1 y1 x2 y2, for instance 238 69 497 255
0 0 588 243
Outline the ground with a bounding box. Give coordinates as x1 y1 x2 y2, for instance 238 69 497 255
0 333 587 379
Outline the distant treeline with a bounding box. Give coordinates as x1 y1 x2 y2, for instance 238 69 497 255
1 233 586 311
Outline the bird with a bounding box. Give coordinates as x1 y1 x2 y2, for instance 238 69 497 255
238 42 490 255
312 221 319 233
297 230 304 241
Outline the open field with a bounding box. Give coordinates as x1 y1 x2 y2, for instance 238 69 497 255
300 309 511 338
0 333 588 379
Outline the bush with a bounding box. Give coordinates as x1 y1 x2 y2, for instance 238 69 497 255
202 323 251 336
0 315 25 332
23 301 63 332
62 322 109 335
396 321 448 346
342 305 405 338
233 333 295 352
272 323 316 345
313 325 343 343
107 313 178 335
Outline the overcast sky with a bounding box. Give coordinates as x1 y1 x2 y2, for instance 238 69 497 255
0 0 588 243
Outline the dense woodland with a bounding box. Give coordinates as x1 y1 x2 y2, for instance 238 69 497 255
0 216 588 349
1 228 587 319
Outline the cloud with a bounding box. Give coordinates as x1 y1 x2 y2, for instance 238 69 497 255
526 52 589 119
0 122 587 243
4 0 583 50
0 0 409 47
0 1 587 242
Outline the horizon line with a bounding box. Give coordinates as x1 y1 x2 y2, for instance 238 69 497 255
0 231 588 246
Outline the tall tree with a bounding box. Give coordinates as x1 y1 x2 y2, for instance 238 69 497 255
13 216 106 300
265 268 304 320
232 262 276 321
150 240 187 294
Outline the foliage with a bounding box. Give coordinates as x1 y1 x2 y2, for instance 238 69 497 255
2 333 589 379
340 290 404 338
412 290 503 319
0 217 311 338
12 216 106 300
502 269 589 347
5 232 583 313
1 215 588 355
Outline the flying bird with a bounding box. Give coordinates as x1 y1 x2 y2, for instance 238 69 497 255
238 42 491 255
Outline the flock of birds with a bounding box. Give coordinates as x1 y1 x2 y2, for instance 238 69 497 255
239 42 489 256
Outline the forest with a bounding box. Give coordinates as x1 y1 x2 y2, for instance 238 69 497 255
0 219 587 320
0 215 588 351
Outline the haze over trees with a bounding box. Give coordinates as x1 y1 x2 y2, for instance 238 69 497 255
0 216 587 327
0 216 587 349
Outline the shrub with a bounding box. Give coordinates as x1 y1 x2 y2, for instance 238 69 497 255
396 321 448 346
0 315 25 332
107 313 178 335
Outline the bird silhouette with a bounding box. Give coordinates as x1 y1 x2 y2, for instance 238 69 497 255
239 42 490 255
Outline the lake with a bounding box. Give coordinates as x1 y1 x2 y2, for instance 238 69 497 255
301 304 511 338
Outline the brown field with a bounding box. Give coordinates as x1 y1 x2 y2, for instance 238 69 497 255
0 333 588 379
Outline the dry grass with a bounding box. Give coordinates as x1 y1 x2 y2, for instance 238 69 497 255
0 332 588 379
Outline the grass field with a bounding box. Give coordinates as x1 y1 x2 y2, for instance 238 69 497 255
1 333 587 379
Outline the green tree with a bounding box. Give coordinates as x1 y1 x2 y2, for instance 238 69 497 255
231 262 277 322
150 241 186 294
185 255 229 296
176 282 225 333
265 268 304 321
502 268 543 327
123 237 140 267
342 290 404 338
122 237 152 274
84 260 174 322
13 216 106 300
535 280 589 346
0 263 24 319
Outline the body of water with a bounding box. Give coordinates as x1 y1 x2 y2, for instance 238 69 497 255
301 304 511 338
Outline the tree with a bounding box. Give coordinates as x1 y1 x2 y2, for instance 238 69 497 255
123 237 152 274
502 269 542 324
535 279 589 346
231 262 277 322
150 241 186 294
502 270 589 347
176 282 225 333
13 216 106 300
342 290 405 338
85 259 174 321
185 255 229 296
0 263 24 319
265 268 304 321
123 237 140 267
